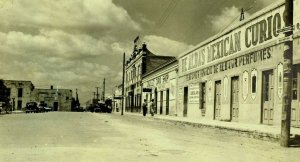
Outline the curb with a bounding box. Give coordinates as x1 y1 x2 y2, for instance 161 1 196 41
124 113 280 142
154 117 280 142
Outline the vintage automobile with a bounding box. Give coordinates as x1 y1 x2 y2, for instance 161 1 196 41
88 99 112 113
25 102 38 113
38 102 52 113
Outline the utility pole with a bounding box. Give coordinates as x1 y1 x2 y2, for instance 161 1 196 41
103 78 106 101
121 52 125 115
280 0 294 147
96 87 99 100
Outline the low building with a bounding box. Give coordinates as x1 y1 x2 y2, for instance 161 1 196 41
3 80 35 110
31 86 72 111
142 57 178 116
177 0 300 127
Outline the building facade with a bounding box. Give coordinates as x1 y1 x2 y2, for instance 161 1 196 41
113 84 123 112
3 80 35 110
177 0 300 127
125 42 175 112
142 58 178 116
31 86 72 111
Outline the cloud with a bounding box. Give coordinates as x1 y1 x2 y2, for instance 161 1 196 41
257 0 281 6
143 35 193 57
208 6 242 33
0 0 194 102
0 0 140 33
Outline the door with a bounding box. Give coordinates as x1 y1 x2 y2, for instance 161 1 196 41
155 88 158 114
160 91 163 114
262 70 274 125
292 70 300 127
200 82 206 116
183 87 188 117
166 89 169 115
214 81 221 120
53 102 58 111
231 76 239 122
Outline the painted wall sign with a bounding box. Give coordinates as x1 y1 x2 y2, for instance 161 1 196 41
277 63 283 98
251 69 258 99
146 74 169 87
243 71 249 100
185 47 271 81
189 84 200 103
179 3 300 75
224 76 228 101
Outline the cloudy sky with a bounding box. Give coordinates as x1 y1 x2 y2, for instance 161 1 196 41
0 0 278 103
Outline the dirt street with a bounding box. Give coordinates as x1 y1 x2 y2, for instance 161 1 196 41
0 112 299 162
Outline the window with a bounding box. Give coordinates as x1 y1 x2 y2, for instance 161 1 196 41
7 88 11 96
252 76 257 93
18 88 23 97
138 65 140 76
66 97 69 101
292 71 298 100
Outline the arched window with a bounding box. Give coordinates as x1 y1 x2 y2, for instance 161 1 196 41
252 75 256 93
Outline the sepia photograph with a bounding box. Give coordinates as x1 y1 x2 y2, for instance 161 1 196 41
1 0 300 161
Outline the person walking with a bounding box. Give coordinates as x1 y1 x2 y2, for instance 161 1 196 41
150 99 155 117
142 99 147 116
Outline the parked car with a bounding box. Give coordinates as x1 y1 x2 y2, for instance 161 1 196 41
44 107 52 112
26 102 38 113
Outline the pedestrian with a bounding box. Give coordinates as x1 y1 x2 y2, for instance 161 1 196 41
142 99 147 116
150 99 155 116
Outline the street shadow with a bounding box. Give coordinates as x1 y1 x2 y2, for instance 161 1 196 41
289 134 300 147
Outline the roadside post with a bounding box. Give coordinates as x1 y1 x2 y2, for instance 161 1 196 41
280 0 294 147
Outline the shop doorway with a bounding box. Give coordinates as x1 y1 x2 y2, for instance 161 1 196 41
214 81 221 120
292 70 300 127
262 70 274 125
53 102 58 111
155 88 158 114
160 91 163 114
231 76 239 122
183 87 188 117
200 82 206 116
166 89 169 115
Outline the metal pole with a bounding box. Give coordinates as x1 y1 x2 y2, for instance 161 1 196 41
96 87 99 100
121 52 125 115
103 78 106 101
280 0 293 147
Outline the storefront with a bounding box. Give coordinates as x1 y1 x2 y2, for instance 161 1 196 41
177 0 300 126
142 59 177 116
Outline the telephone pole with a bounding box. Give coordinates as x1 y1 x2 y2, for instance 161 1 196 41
280 0 294 147
121 52 125 115
96 87 100 100
103 78 106 101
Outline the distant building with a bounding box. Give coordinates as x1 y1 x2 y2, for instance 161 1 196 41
3 80 35 110
31 85 72 111
113 84 123 112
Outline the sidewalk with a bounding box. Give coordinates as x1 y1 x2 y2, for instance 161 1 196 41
123 112 300 142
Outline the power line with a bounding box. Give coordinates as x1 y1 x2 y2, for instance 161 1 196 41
151 0 181 35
